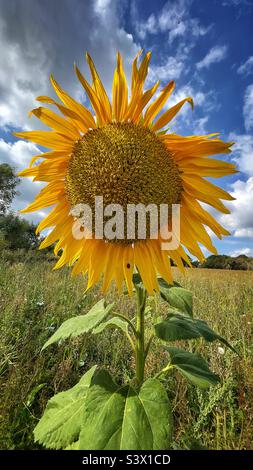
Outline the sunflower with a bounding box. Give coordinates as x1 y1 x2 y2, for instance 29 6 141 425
16 51 236 295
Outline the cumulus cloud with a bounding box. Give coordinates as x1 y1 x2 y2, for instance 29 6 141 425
237 56 253 77
133 0 211 44
229 132 253 175
230 247 253 257
219 178 253 237
147 56 186 84
243 84 253 132
234 229 253 237
0 138 45 215
196 45 228 70
0 0 139 130
0 139 40 171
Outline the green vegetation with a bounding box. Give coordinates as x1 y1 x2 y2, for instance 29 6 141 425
0 163 41 252
200 254 253 271
0 163 20 215
0 214 41 251
0 256 252 449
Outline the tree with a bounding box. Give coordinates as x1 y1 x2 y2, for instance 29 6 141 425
0 163 20 214
0 213 40 250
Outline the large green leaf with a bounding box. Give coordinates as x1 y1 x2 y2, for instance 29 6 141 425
92 317 128 335
158 278 193 316
155 311 237 352
155 311 200 341
42 299 114 350
139 378 173 449
34 365 97 449
79 370 172 450
165 347 220 389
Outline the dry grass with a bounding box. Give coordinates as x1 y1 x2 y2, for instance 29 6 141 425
0 259 252 450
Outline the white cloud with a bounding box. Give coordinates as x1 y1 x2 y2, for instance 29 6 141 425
243 84 253 132
0 139 41 171
229 132 253 175
230 247 253 257
237 56 253 77
137 14 157 39
0 0 139 130
147 56 186 84
133 0 211 44
192 116 209 134
196 45 228 70
0 139 45 213
234 228 253 237
168 85 206 109
219 178 253 236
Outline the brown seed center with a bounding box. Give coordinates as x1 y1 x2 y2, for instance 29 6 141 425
66 122 182 242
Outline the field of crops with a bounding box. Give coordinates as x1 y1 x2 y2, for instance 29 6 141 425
0 257 252 450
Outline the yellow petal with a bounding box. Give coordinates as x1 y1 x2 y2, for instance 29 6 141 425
148 239 173 285
13 131 73 151
112 52 128 121
131 50 143 94
37 96 89 133
134 242 159 294
74 63 107 125
87 240 107 290
50 75 96 129
152 97 193 132
143 81 175 126
123 244 134 295
102 244 119 292
21 158 68 182
182 174 235 201
130 81 160 123
29 150 68 168
29 107 80 140
184 184 231 214
126 52 152 121
71 240 95 277
35 200 69 234
163 135 233 158
182 193 230 238
86 52 112 122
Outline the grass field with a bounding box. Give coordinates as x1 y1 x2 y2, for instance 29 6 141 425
0 257 252 450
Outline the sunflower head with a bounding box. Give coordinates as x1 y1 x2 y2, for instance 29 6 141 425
15 51 236 295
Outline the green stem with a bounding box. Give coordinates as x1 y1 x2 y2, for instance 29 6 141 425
144 334 154 359
154 363 174 379
112 312 138 338
135 285 147 385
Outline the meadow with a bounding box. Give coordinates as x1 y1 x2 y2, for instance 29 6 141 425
0 255 252 450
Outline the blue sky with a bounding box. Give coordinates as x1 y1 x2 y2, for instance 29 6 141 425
0 0 253 257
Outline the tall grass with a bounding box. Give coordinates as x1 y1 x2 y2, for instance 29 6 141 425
0 257 252 449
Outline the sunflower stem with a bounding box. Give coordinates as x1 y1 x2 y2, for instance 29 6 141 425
135 284 147 386
112 312 138 337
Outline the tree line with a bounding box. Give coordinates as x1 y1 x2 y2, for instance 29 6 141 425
0 163 41 251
